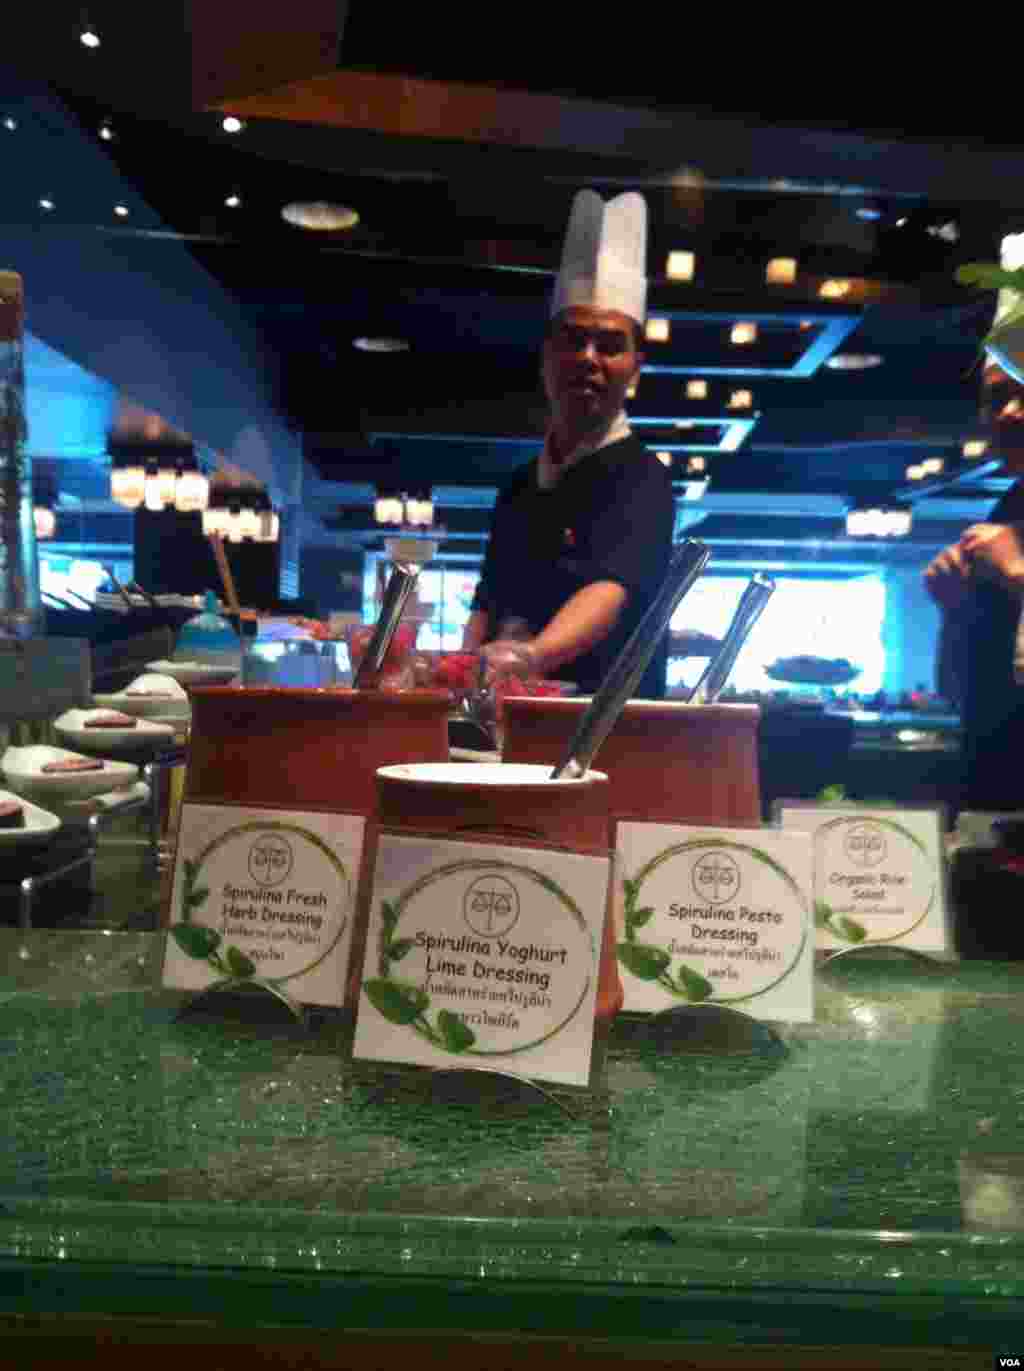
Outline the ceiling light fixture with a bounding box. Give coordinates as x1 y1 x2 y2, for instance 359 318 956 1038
655 451 672 467
224 193 242 209
685 379 708 400
766 257 797 285
282 201 359 231
921 457 944 475
855 206 883 221
799 319 814 330
896 217 908 227
666 250 695 282
730 321 758 345
645 317 670 342
113 204 129 218
905 464 925 480
687 456 706 474
819 279 851 299
824 353 883 370
38 198 54 212
727 389 753 410
353 336 410 353
221 115 245 134
3 117 16 132
963 439 989 458
79 22 100 48
98 121 114 142
846 508 912 538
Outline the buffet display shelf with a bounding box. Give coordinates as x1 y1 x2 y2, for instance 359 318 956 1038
1 934 1023 1356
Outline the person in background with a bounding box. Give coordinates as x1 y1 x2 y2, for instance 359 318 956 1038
462 191 678 699
925 457 1024 811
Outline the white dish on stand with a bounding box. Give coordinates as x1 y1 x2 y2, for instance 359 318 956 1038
54 710 176 756
0 789 61 847
93 672 191 719
144 660 238 687
1 746 140 803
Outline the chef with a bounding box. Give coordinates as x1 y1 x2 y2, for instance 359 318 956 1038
462 190 676 698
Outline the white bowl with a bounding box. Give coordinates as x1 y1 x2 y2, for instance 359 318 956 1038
0 788 61 847
1 746 139 802
145 659 239 686
93 672 190 719
54 710 176 756
377 762 607 788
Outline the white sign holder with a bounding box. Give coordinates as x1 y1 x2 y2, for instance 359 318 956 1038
163 802 365 1023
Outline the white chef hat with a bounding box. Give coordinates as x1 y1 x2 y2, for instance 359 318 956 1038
550 190 648 326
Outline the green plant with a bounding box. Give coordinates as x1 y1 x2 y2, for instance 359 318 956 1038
169 856 257 980
956 262 1024 341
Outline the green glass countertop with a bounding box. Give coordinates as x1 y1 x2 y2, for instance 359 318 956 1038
3 931 1024 1349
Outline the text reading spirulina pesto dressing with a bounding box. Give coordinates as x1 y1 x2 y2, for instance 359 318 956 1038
667 902 783 974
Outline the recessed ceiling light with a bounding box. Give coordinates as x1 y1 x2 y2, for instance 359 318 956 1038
656 451 672 467
799 319 814 330
675 420 695 430
353 337 409 353
98 122 114 141
38 198 54 212
685 379 708 400
687 456 706 474
79 25 100 48
963 439 989 458
282 201 359 231
896 217 908 227
666 250 695 282
645 317 670 342
766 257 797 284
819 279 851 299
906 464 925 480
727 389 753 410
921 457 944 475
825 353 883 370
856 206 883 221
3 117 16 132
113 204 129 217
221 115 245 134
224 193 242 209
730 321 757 345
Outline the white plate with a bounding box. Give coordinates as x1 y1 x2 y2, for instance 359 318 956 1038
145 659 239 686
54 710 176 756
1 745 139 802
94 672 191 719
0 788 61 847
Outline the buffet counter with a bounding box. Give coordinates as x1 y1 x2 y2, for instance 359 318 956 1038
1 932 1022 1366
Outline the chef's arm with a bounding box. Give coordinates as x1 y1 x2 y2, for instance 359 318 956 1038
462 610 490 652
935 610 966 708
529 581 627 674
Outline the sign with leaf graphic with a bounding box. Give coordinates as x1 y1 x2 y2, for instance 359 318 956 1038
615 823 814 1023
352 833 609 1087
163 803 364 1006
776 803 949 953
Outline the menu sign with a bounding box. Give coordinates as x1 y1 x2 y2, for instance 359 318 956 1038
775 803 949 954
163 803 363 1006
615 823 814 1023
352 834 610 1087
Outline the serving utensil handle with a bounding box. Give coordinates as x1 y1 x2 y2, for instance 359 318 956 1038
550 538 711 779
351 561 422 688
688 573 775 705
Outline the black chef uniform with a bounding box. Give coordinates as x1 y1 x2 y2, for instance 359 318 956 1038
958 480 1024 811
471 433 675 699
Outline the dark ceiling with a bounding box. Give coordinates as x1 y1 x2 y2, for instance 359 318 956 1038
4 1 1022 538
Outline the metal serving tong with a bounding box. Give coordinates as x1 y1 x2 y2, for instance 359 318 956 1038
550 538 711 780
351 558 423 689
686 573 775 705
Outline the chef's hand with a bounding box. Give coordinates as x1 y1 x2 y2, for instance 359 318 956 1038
960 523 1024 593
479 639 538 679
924 542 972 611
